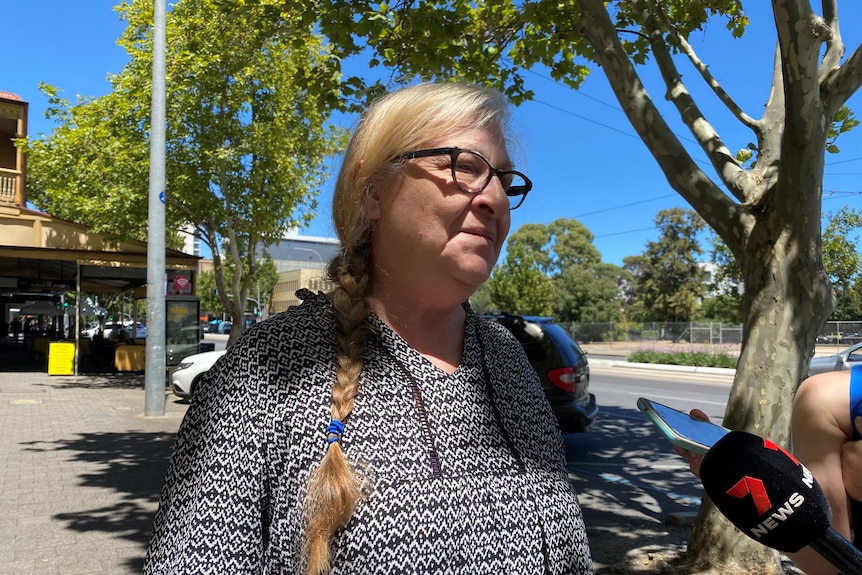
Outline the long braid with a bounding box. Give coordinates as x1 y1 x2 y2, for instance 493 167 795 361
302 248 370 575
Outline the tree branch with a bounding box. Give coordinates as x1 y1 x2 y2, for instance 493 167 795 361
648 0 759 131
636 0 753 205
574 0 749 251
818 0 842 76
821 41 862 111
741 43 784 199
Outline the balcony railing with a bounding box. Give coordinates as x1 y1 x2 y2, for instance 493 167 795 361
0 167 20 203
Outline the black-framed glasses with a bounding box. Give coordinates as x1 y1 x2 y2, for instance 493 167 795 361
397 147 532 210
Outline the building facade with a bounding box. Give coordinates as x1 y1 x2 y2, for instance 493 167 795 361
0 91 27 206
197 231 340 318
264 231 339 314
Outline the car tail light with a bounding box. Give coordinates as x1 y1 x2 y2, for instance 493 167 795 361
546 366 579 393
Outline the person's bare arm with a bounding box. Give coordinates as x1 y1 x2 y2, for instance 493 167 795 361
788 371 854 575
670 377 854 575
842 417 862 501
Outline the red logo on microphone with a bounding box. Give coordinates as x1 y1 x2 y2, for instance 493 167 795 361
762 437 800 465
724 437 801 517
726 476 772 515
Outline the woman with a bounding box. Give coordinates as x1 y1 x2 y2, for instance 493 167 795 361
143 82 592 575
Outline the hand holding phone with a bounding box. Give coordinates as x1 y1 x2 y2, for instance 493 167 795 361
637 397 729 455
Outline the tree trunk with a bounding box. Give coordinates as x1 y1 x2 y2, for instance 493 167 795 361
682 226 831 571
684 498 783 574
574 1 837 571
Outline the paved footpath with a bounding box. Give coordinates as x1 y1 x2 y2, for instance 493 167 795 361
0 371 188 575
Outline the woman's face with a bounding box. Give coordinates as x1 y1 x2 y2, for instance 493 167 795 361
368 125 513 301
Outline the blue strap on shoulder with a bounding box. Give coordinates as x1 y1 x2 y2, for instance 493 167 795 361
851 366 862 441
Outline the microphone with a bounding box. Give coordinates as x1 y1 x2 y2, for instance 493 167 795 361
700 430 862 575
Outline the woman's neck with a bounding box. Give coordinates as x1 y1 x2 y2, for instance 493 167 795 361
367 296 467 374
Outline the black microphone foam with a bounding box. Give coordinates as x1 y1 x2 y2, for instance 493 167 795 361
700 430 830 553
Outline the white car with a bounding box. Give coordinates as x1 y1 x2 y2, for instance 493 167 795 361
170 349 226 399
81 321 146 340
808 341 862 376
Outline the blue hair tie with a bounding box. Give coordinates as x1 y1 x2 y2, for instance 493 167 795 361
326 419 345 444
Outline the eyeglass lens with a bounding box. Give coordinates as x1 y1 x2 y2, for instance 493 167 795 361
453 150 528 209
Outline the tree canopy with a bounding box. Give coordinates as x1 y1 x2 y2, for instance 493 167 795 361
487 242 555 315
23 0 347 342
499 218 626 324
625 208 706 323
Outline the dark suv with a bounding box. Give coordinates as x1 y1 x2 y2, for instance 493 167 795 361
483 313 598 433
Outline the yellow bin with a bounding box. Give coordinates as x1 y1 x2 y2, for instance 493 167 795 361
48 342 76 375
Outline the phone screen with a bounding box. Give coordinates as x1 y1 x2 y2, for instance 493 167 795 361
637 397 729 454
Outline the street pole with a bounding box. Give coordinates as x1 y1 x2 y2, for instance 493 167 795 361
145 0 167 417
293 246 325 267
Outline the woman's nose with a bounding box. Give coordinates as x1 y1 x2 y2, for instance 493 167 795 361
473 175 510 214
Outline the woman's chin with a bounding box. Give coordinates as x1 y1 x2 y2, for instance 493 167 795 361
454 265 494 291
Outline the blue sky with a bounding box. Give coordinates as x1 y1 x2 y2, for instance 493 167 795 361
6 1 862 266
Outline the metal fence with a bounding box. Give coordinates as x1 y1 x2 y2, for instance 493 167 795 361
558 321 743 344
814 321 862 345
558 320 862 345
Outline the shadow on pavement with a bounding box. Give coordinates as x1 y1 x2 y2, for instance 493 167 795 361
36 372 148 390
565 404 702 573
20 430 176 572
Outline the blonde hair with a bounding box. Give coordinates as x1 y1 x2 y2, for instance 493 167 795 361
301 82 511 575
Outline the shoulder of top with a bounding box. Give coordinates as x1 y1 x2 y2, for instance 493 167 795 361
296 288 332 303
474 315 517 343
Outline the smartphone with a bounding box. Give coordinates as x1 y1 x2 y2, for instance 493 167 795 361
637 397 729 455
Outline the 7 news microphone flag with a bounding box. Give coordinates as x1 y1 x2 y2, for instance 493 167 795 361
700 430 862 575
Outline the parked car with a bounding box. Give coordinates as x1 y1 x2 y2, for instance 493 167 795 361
171 350 226 398
483 312 598 433
814 332 862 345
82 322 124 341
125 321 147 339
808 341 862 376
81 321 146 340
218 321 233 334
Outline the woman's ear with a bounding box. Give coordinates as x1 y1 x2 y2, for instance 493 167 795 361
358 159 381 221
366 185 381 221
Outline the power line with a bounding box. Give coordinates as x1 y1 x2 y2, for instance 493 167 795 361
523 66 861 173
520 67 862 239
826 157 862 165
594 226 657 238
574 194 677 218
528 98 641 140
523 67 623 112
588 191 861 240
824 190 862 200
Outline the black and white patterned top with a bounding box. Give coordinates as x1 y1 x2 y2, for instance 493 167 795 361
144 291 592 574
